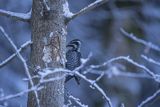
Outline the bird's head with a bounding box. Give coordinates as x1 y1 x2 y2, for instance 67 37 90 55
67 39 82 52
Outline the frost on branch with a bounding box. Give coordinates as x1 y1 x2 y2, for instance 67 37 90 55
65 0 108 23
0 26 40 107
63 0 73 19
120 28 160 52
0 9 31 22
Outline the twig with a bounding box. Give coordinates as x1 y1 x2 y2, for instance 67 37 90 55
93 72 104 83
0 9 31 22
0 40 32 68
0 68 65 102
0 26 40 107
69 94 88 107
120 28 160 52
75 71 113 107
0 86 39 101
67 0 108 22
88 56 155 78
141 55 160 67
138 88 160 107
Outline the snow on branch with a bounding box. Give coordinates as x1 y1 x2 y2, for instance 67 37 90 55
0 86 40 102
141 55 160 67
0 9 31 22
42 0 50 11
85 66 152 79
65 0 108 23
87 56 155 78
75 71 113 107
0 69 65 102
0 40 32 68
68 94 88 107
0 26 40 107
138 88 160 107
120 28 160 52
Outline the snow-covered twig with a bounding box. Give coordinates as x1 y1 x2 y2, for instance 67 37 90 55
0 9 31 22
85 66 152 79
75 71 113 107
42 0 50 11
141 55 160 67
0 26 40 107
0 40 32 68
92 72 104 84
69 94 88 107
0 69 65 102
120 28 160 52
0 86 39 101
88 56 155 78
67 0 108 22
138 88 160 107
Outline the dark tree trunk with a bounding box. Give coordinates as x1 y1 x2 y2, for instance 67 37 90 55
27 0 66 107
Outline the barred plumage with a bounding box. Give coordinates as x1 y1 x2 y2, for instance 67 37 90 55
65 39 82 84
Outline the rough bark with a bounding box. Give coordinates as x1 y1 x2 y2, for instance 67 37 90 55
27 0 66 107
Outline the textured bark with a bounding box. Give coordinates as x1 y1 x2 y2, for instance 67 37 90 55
27 0 66 107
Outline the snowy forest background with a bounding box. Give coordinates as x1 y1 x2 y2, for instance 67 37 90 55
0 0 160 107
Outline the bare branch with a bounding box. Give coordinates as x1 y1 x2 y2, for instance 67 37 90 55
138 88 160 107
66 0 108 22
87 56 155 78
0 9 31 22
0 40 32 68
75 71 113 107
0 86 39 101
141 55 160 67
0 26 40 107
120 28 160 52
69 94 88 107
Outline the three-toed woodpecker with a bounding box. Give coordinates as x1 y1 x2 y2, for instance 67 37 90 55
65 39 82 84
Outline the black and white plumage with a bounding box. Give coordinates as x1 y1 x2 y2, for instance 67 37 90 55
65 39 82 84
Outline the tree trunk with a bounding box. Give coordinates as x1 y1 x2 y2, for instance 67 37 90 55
27 0 66 107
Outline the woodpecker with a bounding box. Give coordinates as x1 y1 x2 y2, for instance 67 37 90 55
65 39 82 84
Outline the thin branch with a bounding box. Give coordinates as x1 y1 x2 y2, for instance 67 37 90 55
138 88 160 107
88 56 155 78
75 71 113 107
120 28 160 52
0 9 31 22
69 94 88 107
0 69 65 102
141 55 160 67
67 0 108 22
0 40 32 68
0 26 40 107
0 86 39 101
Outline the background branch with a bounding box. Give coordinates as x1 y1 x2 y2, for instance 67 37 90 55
0 40 32 68
0 9 31 22
120 28 160 52
0 26 40 107
67 0 108 22
138 89 160 107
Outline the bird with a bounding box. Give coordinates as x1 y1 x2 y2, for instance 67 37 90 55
65 39 82 84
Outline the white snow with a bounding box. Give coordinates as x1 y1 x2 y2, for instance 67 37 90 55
63 1 73 18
